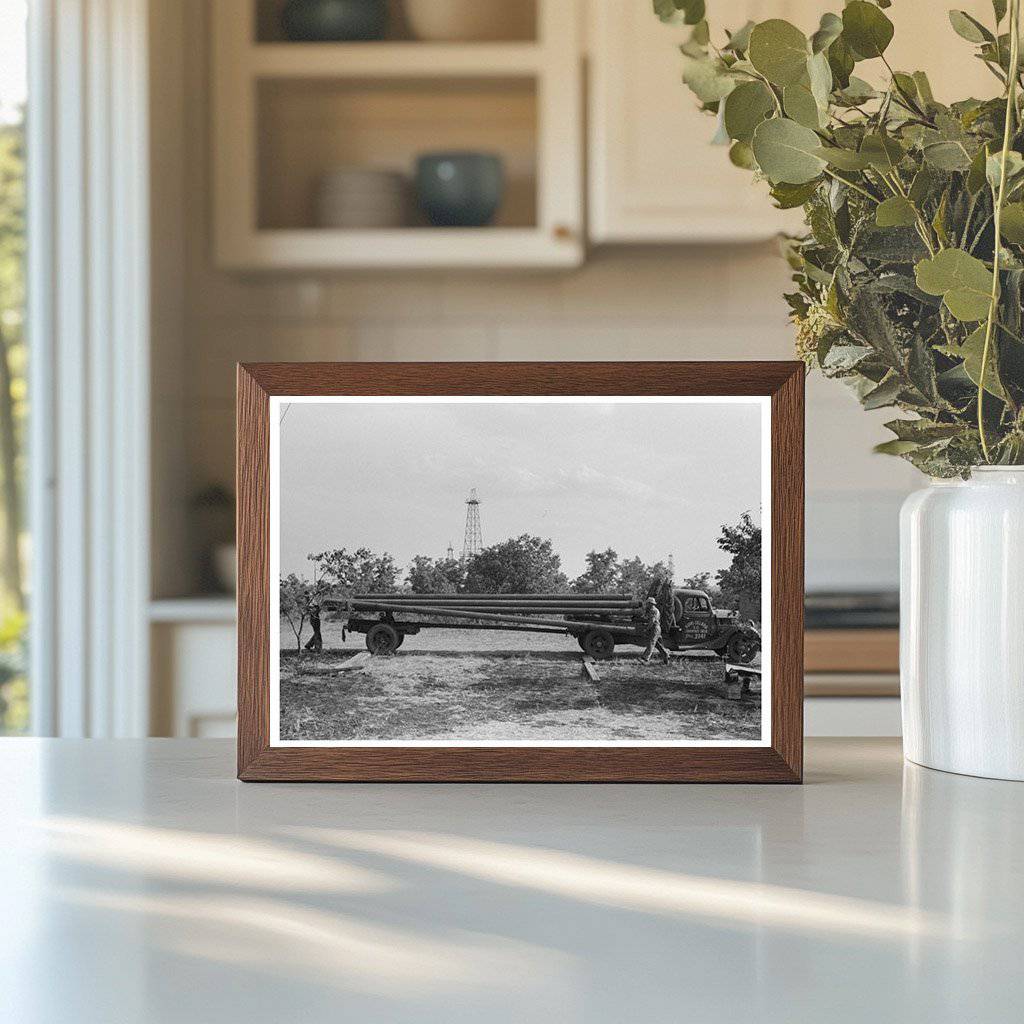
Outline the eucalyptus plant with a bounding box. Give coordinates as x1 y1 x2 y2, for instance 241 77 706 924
659 0 1024 475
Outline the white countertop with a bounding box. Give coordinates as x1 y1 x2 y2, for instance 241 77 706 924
1 738 1021 1023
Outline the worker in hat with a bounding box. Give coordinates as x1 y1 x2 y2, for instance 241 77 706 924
304 600 323 652
640 595 670 666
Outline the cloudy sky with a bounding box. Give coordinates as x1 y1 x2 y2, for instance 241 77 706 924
277 398 764 583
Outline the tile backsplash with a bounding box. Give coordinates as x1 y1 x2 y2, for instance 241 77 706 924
167 247 917 595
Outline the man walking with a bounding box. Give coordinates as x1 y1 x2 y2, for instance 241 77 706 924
640 595 670 665
304 601 323 652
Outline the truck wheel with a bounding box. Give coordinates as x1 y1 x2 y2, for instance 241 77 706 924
583 629 615 661
366 623 400 655
726 633 758 664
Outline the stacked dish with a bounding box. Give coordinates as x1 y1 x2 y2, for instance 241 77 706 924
403 0 533 41
314 167 409 228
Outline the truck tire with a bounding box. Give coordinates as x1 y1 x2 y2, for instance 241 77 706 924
726 632 758 664
366 623 400 655
582 629 615 661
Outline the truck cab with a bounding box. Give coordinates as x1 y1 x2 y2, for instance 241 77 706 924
654 585 760 663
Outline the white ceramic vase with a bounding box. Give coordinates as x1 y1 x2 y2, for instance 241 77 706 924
900 467 1024 780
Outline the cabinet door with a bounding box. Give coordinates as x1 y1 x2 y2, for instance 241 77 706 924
588 1 814 243
588 0 999 244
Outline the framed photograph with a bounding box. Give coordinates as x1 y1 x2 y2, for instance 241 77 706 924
237 362 804 782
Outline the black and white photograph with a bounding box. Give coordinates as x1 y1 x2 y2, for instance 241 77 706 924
270 396 770 746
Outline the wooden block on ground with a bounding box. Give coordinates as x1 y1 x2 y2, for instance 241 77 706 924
337 652 371 672
721 670 744 700
581 656 601 682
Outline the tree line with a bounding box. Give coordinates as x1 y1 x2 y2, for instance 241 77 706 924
280 513 761 649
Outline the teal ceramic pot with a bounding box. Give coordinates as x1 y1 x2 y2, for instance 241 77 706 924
415 152 505 227
280 0 387 42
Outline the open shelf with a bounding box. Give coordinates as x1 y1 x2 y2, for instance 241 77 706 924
257 76 537 232
249 42 544 77
213 0 581 268
254 0 538 44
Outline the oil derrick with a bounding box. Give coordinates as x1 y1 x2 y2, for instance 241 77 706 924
462 488 483 561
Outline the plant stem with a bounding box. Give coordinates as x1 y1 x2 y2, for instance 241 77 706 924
880 54 930 120
821 167 879 203
979 0 1021 463
750 69 783 116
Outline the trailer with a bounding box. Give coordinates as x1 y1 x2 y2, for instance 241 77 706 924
324 587 760 662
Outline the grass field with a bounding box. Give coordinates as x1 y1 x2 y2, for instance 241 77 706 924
279 627 761 742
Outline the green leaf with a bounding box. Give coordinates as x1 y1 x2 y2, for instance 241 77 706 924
846 284 909 371
912 71 935 105
1000 202 1024 242
770 179 820 209
958 324 1007 398
724 20 755 53
842 1 894 60
856 226 929 263
681 0 705 25
932 190 950 247
909 165 936 205
654 0 705 25
728 140 758 169
874 439 922 455
814 145 872 170
884 418 964 443
948 10 993 44
875 196 918 228
752 117 827 184
723 81 775 143
860 133 905 172
653 0 677 23
748 19 810 87
892 72 919 102
923 141 973 171
807 51 833 110
915 249 994 321
681 55 737 103
836 75 877 105
783 83 822 128
710 108 730 145
862 374 902 410
689 20 710 46
986 150 1024 190
967 143 993 193
908 335 941 403
827 35 855 89
810 12 843 54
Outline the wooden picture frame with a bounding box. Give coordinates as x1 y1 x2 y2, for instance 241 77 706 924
237 362 804 782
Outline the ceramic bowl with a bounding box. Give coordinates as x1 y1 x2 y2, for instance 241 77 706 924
415 152 505 227
280 0 388 42
403 0 533 41
315 167 409 228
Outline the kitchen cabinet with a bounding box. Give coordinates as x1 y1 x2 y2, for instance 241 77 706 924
212 0 583 269
587 1 812 243
587 0 999 244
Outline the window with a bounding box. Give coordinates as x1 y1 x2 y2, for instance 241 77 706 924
0 0 28 734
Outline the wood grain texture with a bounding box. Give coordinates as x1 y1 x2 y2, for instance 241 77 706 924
805 629 899 674
236 361 805 782
236 366 270 776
